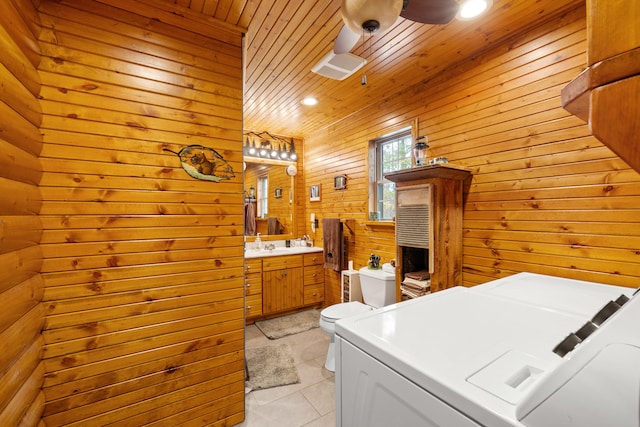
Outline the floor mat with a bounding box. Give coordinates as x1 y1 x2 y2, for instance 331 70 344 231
245 343 300 391
255 309 320 339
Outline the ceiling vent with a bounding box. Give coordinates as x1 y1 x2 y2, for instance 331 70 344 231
311 51 366 81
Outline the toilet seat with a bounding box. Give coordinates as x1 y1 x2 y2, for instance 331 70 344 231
320 301 374 372
321 301 372 322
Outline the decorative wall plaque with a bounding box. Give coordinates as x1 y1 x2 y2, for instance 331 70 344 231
164 145 235 182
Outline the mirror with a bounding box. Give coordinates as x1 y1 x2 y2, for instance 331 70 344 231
244 158 295 240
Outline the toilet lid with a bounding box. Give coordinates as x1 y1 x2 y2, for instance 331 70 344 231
321 301 372 321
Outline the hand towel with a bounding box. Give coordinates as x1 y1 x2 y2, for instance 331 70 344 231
245 202 256 236
323 218 343 272
267 217 280 235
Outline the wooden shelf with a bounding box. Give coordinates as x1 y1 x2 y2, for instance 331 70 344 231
561 0 640 174
562 47 640 122
384 163 471 183
340 218 356 233
393 167 470 298
364 221 395 227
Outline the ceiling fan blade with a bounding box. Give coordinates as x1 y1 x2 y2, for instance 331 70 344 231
401 0 460 25
334 25 361 54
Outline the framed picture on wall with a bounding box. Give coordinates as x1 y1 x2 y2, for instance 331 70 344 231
334 174 347 190
275 187 282 198
310 184 321 201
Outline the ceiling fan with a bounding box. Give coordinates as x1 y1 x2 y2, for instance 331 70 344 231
335 0 461 54
312 0 490 80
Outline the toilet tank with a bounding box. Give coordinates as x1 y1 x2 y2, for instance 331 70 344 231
359 267 396 308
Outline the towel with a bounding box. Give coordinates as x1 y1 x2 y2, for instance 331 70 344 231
382 263 395 274
267 217 280 235
323 218 343 272
244 202 256 236
405 269 430 281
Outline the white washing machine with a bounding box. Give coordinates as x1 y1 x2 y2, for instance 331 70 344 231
335 272 640 427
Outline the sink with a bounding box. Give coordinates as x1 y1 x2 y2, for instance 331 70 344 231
245 246 322 258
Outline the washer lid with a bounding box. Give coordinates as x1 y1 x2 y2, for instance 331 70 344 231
322 301 371 320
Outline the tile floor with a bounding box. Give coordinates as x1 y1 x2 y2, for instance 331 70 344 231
238 323 336 427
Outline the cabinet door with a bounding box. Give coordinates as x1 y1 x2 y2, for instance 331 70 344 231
263 267 304 314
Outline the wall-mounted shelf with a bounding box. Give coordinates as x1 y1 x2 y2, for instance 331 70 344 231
339 218 356 233
385 163 471 183
363 221 395 228
560 1 639 174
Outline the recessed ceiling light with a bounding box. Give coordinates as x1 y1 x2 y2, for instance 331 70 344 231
457 0 492 20
301 97 318 106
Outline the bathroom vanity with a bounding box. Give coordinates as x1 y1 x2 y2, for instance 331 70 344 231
244 247 324 322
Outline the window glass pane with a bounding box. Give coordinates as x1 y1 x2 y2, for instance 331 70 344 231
257 176 268 218
378 182 396 219
373 129 412 220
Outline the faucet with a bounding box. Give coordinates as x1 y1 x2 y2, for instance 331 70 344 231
255 233 261 250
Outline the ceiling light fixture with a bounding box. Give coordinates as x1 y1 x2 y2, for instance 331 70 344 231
456 0 492 20
341 0 403 35
301 97 318 106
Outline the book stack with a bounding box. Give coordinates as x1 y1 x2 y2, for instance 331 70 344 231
401 269 430 299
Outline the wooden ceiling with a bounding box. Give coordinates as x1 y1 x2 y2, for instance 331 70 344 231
158 0 583 138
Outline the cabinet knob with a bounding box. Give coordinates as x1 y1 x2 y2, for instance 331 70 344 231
246 283 251 287
312 273 316 277
247 305 252 309
313 292 317 296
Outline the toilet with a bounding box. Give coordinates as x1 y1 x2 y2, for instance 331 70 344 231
319 266 396 371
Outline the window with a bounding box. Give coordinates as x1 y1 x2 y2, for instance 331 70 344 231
257 175 268 218
370 127 413 220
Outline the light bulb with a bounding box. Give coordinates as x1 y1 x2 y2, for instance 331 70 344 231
457 0 492 20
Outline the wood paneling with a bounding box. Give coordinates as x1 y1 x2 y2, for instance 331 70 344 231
203 0 585 138
305 4 640 305
0 0 44 425
135 0 585 139
1 0 638 425
36 1 245 425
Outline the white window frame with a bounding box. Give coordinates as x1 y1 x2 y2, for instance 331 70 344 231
368 124 415 221
257 175 268 218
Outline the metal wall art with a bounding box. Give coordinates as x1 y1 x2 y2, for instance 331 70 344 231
164 145 235 182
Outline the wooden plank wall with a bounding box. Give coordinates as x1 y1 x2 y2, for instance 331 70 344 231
305 4 640 305
0 0 47 425
36 0 245 425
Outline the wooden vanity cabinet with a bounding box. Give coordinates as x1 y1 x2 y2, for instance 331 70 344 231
245 252 325 321
303 252 325 305
245 258 263 320
262 255 304 315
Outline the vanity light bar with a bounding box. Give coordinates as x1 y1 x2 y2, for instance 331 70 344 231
243 132 298 162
